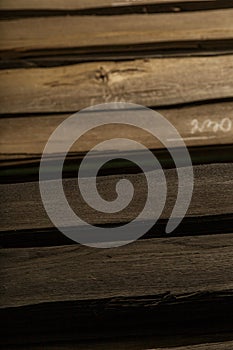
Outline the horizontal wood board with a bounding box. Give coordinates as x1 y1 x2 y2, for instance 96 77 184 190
1 163 233 232
1 55 233 114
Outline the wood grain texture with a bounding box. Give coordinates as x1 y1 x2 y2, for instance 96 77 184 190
36 340 233 350
3 233 233 307
5 340 233 350
1 214 232 248
1 55 233 114
1 1 233 27
1 163 233 233
2 145 233 180
1 103 233 156
152 342 233 350
1 10 233 56
0 0 228 11
1 234 233 345
1 3 233 349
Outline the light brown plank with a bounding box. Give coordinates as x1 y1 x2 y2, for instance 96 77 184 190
0 0 225 11
1 163 233 232
1 9 233 52
0 10 233 56
1 55 233 114
1 103 233 156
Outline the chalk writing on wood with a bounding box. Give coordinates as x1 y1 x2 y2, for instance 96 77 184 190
190 118 232 134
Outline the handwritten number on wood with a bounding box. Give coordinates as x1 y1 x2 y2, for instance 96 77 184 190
191 118 232 134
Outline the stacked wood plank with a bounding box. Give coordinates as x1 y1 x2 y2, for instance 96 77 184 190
0 1 233 349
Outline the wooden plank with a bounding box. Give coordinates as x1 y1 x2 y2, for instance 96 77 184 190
1 234 233 345
1 10 233 57
1 1 233 23
3 233 233 307
1 1 232 22
1 103 233 156
1 163 233 232
2 50 233 70
1 55 233 114
1 214 232 248
0 0 227 11
6 340 233 350
2 145 233 173
152 343 233 350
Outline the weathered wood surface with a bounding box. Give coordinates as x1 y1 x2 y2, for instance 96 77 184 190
1 3 233 350
1 163 232 232
7 8 227 50
0 0 229 11
1 234 233 345
1 214 232 248
9 340 233 350
152 343 233 350
2 2 233 32
6 340 233 350
2 145 232 175
1 103 233 157
1 55 233 114
60 340 233 350
1 10 233 55
3 233 232 307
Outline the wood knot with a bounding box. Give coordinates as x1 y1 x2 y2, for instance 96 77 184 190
95 67 109 83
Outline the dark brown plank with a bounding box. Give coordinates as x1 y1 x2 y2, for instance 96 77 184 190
29 340 233 350
1 103 233 157
41 341 233 350
1 214 232 248
153 343 233 350
1 10 233 59
1 234 233 346
5 340 233 350
1 163 233 232
1 55 233 114
3 233 232 306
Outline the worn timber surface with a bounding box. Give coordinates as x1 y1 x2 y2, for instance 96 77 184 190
4 340 233 350
1 55 233 114
2 232 233 307
1 0 232 12
1 3 233 349
1 163 232 233
1 102 233 157
152 343 233 350
1 9 233 56
1 234 233 345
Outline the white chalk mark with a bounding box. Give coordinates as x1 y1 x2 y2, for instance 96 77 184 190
167 136 216 141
